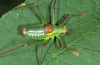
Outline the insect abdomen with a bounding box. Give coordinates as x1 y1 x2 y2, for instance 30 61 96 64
21 24 53 40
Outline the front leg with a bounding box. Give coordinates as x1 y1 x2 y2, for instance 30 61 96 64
57 36 66 51
57 11 87 26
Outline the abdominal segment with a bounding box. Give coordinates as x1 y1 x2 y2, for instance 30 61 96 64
21 24 53 39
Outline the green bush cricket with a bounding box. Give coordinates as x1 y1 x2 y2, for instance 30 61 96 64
0 0 87 65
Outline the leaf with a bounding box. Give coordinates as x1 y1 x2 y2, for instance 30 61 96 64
0 0 100 65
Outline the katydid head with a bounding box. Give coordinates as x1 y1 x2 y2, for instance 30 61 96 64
53 25 69 35
59 26 67 34
60 26 70 34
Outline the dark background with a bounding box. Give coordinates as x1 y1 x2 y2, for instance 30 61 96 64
0 0 25 17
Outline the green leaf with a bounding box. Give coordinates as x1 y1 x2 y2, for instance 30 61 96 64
0 0 100 65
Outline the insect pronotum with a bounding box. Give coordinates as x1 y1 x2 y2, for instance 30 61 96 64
0 0 87 65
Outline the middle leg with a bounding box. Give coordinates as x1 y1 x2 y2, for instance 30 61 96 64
51 0 56 25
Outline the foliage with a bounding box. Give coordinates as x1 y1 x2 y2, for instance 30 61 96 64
0 0 100 65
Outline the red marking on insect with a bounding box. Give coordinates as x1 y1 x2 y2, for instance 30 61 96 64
21 26 27 37
44 24 53 34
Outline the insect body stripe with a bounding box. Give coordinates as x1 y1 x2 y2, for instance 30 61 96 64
26 24 45 37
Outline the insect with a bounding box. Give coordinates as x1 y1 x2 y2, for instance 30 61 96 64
0 0 87 65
